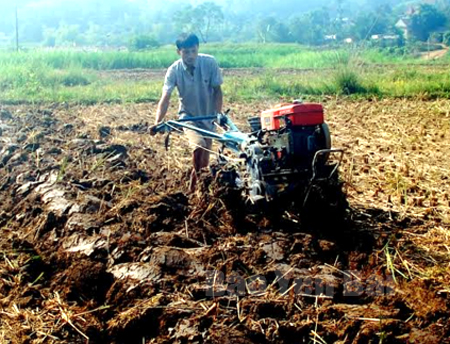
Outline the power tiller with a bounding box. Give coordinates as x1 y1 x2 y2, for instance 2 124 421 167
153 101 344 206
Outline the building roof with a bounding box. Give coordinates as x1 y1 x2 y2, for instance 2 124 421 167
395 18 411 28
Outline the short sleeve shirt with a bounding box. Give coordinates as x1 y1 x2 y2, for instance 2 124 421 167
163 54 223 130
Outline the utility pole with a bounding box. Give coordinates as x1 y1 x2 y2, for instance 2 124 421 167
15 5 19 51
337 0 344 22
336 0 344 36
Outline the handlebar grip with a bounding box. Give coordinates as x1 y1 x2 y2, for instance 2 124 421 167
153 122 170 134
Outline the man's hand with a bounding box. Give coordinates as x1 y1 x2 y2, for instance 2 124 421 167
148 123 160 136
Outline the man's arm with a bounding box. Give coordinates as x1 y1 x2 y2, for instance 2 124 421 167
155 90 171 124
210 56 223 114
149 90 171 135
213 86 223 114
151 63 176 134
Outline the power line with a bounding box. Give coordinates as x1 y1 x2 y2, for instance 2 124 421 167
15 5 19 52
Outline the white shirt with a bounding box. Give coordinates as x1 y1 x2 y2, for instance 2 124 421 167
163 54 223 130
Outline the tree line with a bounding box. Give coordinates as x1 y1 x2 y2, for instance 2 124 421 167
0 0 449 48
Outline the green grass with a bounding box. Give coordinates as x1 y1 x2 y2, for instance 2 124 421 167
0 78 161 105
1 44 450 104
0 49 178 70
0 44 427 70
3 65 449 105
375 67 450 98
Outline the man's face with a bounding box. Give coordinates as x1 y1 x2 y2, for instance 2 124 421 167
178 45 199 67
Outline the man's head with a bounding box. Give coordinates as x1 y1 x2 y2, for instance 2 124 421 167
176 33 199 67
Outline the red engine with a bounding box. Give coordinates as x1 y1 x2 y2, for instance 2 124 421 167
245 101 333 201
260 103 324 130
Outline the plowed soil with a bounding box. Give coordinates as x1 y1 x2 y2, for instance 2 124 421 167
0 98 449 343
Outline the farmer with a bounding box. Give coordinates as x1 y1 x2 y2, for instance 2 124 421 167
150 33 223 192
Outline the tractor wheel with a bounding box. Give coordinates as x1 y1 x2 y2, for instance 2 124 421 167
299 170 348 232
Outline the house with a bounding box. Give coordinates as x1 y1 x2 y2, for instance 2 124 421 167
395 0 444 41
395 18 411 40
371 34 400 41
396 4 422 40
371 34 401 47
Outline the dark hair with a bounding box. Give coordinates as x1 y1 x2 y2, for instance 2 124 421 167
176 33 200 50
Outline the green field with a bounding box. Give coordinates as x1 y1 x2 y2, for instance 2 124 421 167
1 44 449 104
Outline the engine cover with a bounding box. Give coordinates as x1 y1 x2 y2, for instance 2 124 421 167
261 103 324 130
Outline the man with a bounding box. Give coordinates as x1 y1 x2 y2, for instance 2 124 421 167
151 33 223 192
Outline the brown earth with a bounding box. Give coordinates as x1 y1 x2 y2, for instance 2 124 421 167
419 44 449 60
0 98 449 343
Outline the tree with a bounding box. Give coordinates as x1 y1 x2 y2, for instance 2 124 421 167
307 8 331 45
288 8 332 46
173 2 224 43
444 31 450 46
55 23 85 46
289 16 311 44
411 4 447 41
129 35 160 51
42 27 56 47
255 17 290 43
83 23 107 46
351 11 390 41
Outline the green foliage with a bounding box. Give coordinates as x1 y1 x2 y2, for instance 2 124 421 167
56 23 85 46
129 35 160 51
173 2 224 43
305 8 331 45
59 71 91 87
288 16 311 44
42 28 56 48
376 66 450 98
255 17 291 43
2 0 450 49
0 49 179 70
333 67 367 95
411 4 447 41
0 44 427 72
430 32 443 43
444 32 450 46
288 8 332 45
351 12 390 41
0 61 94 95
83 23 110 46
1 44 450 104
3 64 450 104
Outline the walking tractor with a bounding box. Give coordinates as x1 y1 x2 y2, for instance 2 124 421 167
154 101 345 211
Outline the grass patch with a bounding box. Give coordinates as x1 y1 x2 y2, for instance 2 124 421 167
0 63 96 91
59 70 91 87
0 44 431 70
333 67 370 95
373 66 450 99
0 74 160 105
1 43 449 104
2 66 450 105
